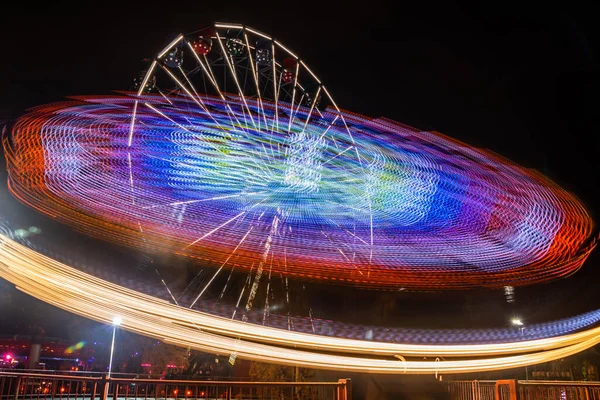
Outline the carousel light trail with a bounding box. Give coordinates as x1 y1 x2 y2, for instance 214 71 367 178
2 231 600 374
4 94 595 290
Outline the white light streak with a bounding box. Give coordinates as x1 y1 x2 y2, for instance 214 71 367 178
136 61 157 96
157 34 184 59
185 212 246 249
2 230 600 374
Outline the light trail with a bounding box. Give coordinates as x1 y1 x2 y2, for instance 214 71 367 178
2 231 600 375
189 227 253 308
185 212 246 249
4 95 596 289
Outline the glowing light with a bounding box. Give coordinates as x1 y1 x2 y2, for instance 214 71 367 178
64 341 86 354
214 23 244 30
157 35 184 59
2 231 600 374
4 95 594 289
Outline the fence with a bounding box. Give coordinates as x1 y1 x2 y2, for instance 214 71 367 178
449 379 600 400
0 371 351 400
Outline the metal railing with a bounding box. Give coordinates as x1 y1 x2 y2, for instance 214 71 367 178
519 380 600 400
448 380 498 400
0 371 237 381
0 371 351 400
449 379 600 400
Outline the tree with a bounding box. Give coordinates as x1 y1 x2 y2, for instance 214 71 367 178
249 361 291 382
182 351 231 378
140 339 188 377
249 361 316 399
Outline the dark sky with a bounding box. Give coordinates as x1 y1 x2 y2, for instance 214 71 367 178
1 1 597 208
1 1 598 333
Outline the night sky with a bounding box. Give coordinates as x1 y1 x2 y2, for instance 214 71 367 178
1 1 598 335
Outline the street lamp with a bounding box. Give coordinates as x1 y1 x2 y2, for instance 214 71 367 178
108 316 122 378
512 317 529 380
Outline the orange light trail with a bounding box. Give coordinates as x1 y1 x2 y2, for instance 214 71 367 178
1 231 600 374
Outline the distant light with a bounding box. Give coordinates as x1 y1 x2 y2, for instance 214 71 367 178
14 229 28 238
112 316 123 326
4 354 12 360
28 226 42 234
512 318 524 326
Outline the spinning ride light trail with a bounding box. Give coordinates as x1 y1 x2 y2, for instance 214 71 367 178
5 93 595 289
2 230 600 374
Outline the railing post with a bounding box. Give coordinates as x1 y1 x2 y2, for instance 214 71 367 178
13 377 22 400
100 374 108 400
494 380 517 400
91 379 97 400
337 379 352 400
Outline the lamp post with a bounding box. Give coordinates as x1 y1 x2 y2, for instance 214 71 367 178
512 318 529 380
108 316 122 378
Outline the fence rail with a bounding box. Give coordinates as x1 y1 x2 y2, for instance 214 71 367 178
0 371 351 400
449 379 600 400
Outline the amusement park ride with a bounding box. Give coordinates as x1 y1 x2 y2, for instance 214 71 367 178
0 23 597 374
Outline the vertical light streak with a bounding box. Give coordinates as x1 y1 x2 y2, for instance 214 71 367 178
214 31 257 129
189 227 252 308
287 61 300 134
186 41 221 93
243 32 268 129
271 41 279 133
185 41 244 129
158 65 230 136
136 61 157 96
245 214 279 312
262 254 273 325
127 152 135 206
127 100 138 147
232 270 252 320
301 86 322 133
156 269 179 306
